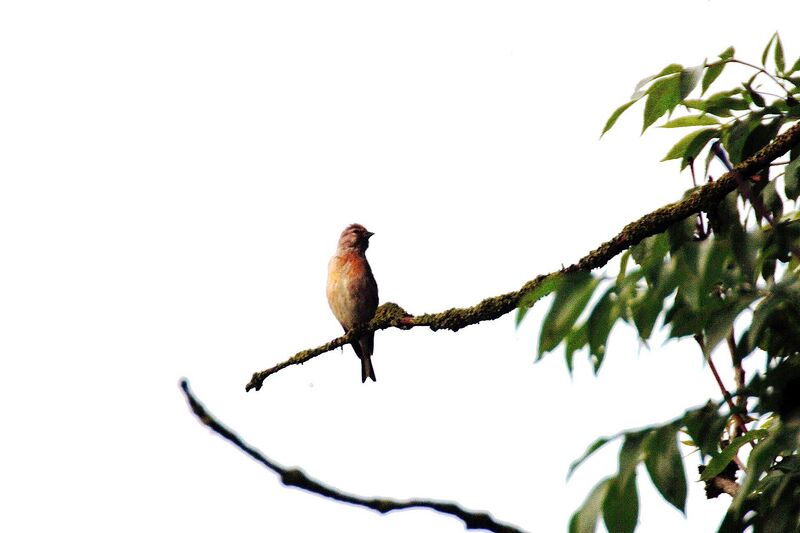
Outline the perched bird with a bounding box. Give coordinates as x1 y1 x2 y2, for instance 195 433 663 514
326 223 379 382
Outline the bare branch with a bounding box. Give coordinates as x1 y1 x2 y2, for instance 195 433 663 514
180 379 528 533
247 121 800 392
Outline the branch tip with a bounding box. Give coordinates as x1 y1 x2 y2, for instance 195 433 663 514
182 379 527 533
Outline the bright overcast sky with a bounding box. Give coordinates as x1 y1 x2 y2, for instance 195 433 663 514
2 1 799 532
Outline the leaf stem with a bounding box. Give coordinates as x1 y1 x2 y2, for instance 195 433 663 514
728 59 792 96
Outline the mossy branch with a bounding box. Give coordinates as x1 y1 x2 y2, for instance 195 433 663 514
181 379 526 533
246 122 800 392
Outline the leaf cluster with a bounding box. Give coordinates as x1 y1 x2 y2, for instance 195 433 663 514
568 419 688 533
524 33 800 533
603 36 800 176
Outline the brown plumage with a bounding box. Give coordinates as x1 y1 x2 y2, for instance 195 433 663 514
326 224 379 382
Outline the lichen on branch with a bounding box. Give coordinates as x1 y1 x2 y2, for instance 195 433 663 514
246 122 800 393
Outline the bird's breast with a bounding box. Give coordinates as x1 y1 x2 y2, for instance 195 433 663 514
326 252 378 329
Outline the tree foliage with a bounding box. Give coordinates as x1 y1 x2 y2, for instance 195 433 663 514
206 33 800 533
530 33 800 533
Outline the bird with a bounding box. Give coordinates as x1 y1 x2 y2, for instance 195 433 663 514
326 223 379 382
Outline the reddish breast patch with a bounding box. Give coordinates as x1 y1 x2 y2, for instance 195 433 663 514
340 252 367 278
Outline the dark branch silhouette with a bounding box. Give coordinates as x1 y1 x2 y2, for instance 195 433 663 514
247 122 800 392
180 379 527 533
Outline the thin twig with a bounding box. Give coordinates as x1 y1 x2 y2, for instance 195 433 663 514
694 335 749 438
727 328 746 411
180 379 527 533
728 58 792 96
246 122 800 392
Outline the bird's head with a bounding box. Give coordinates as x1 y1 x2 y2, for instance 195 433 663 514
337 223 374 253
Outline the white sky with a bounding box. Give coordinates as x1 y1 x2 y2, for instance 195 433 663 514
2 1 799 532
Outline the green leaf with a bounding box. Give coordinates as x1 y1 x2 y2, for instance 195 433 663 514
632 288 665 340
568 437 612 479
775 34 785 73
683 402 727 457
660 115 720 128
700 430 768 481
719 46 735 61
740 117 783 164
680 64 705 99
748 277 800 348
565 322 588 374
788 56 800 75
730 425 800 516
703 140 716 178
630 233 669 285
730 223 759 285
745 86 766 108
602 100 638 136
723 115 764 165
643 75 681 132
539 272 600 356
603 474 639 533
762 33 777 66
615 268 645 324
516 274 563 327
617 251 631 285
569 478 612 533
644 425 687 512
664 292 700 338
676 238 731 312
602 431 650 533
630 233 670 288
661 128 718 167
587 288 620 370
685 130 721 169
709 188 742 237
703 294 759 357
702 62 726 95
697 239 731 296
633 63 683 94
785 155 800 200
618 432 647 486
759 179 784 223
689 89 750 117
762 256 776 281
667 215 696 252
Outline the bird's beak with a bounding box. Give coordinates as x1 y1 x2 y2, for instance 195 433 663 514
366 231 375 239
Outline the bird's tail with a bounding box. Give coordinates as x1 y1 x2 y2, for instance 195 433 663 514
361 355 376 383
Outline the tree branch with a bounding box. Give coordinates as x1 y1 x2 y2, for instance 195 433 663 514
727 328 746 413
700 463 740 499
247 121 800 392
180 379 527 533
708 476 741 498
